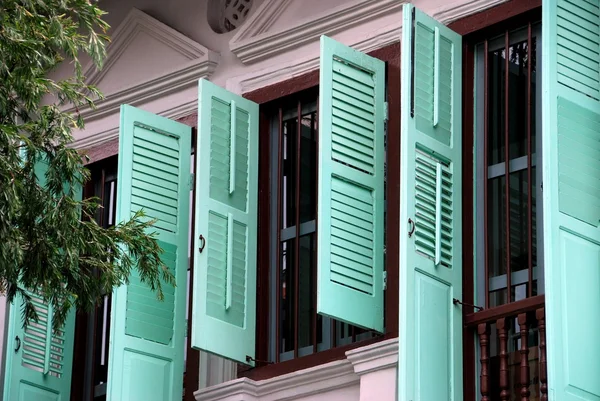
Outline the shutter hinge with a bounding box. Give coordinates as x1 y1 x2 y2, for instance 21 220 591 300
383 101 389 122
383 271 388 290
189 173 195 190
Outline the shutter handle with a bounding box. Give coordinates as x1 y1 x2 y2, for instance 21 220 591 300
408 218 415 238
14 336 21 353
199 234 206 253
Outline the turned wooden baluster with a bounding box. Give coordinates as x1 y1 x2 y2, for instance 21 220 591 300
537 308 548 401
518 313 530 401
497 318 510 401
478 323 491 401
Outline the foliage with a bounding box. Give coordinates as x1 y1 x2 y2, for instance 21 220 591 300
0 0 174 330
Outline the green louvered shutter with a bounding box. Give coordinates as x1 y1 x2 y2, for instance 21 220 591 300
316 35 385 333
399 5 463 400
192 79 259 365
542 1 600 399
107 105 191 400
2 160 78 401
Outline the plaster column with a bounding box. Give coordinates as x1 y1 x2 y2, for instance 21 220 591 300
198 351 238 390
346 338 398 401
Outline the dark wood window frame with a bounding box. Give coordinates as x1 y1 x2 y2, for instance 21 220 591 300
449 1 545 400
237 42 401 381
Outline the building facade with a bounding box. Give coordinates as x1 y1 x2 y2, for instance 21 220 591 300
0 0 599 400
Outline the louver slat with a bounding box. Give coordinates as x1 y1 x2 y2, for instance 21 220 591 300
556 0 600 100
414 150 453 268
107 105 190 401
317 35 385 333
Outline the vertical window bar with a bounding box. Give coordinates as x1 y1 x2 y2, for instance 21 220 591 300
504 30 512 303
312 99 319 354
99 169 106 227
527 23 533 298
275 107 283 363
484 39 490 309
293 100 302 359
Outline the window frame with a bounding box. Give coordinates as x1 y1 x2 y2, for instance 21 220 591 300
448 1 544 399
239 42 401 381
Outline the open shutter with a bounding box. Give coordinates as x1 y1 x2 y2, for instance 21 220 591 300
316 35 386 333
107 105 191 400
398 4 463 400
192 79 259 365
2 161 78 401
542 1 600 399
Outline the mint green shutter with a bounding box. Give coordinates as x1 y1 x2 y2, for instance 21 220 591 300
192 79 259 365
316 35 385 333
107 105 191 400
542 1 600 399
2 161 78 401
399 5 463 400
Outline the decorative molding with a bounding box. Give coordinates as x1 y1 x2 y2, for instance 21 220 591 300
346 338 398 376
72 98 197 149
195 360 357 401
194 339 401 401
226 22 400 94
228 0 508 95
229 0 403 64
68 8 219 127
432 0 510 24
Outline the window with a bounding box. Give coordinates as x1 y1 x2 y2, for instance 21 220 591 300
474 23 544 309
267 93 378 363
460 5 549 400
244 42 400 376
72 151 198 401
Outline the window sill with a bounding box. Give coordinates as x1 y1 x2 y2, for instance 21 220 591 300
194 338 398 401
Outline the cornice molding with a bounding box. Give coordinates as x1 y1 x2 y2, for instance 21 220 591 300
346 338 398 376
194 339 401 401
229 0 404 64
73 98 197 149
69 8 219 124
195 360 357 401
228 0 507 95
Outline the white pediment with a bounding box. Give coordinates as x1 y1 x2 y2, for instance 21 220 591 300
229 0 403 64
76 8 219 121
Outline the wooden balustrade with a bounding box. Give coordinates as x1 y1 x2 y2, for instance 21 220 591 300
474 306 547 401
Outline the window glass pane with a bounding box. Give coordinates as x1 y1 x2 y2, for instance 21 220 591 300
281 119 297 230
487 175 506 280
298 233 316 349
487 48 506 165
279 238 295 354
299 112 317 224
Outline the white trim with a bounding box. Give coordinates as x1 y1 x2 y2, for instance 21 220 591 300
72 98 198 149
67 8 219 140
229 0 404 64
195 360 357 401
227 0 509 95
194 339 398 401
346 338 398 376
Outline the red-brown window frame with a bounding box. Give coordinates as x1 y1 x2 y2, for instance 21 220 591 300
448 0 544 399
236 42 401 381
